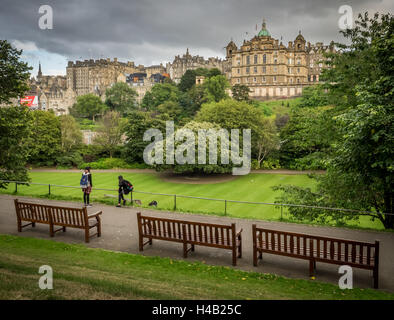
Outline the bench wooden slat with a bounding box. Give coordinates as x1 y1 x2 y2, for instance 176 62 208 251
137 213 242 266
252 225 379 288
14 199 101 243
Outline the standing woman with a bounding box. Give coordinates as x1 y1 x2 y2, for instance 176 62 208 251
80 167 93 207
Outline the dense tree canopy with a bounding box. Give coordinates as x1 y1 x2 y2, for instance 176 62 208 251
0 40 32 105
0 106 32 187
70 94 108 121
94 111 126 158
27 110 61 166
105 82 137 115
276 12 394 229
59 115 82 153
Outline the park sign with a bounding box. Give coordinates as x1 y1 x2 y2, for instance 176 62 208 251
20 96 38 108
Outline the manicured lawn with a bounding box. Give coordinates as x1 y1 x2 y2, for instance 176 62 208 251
0 234 392 300
0 171 383 230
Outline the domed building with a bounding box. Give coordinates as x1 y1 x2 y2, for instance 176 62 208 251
225 20 335 100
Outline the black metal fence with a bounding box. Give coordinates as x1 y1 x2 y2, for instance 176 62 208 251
1 179 392 220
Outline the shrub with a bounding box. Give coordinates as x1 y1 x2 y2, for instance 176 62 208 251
78 158 151 170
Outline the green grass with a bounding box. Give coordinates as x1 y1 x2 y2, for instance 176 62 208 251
0 171 384 230
256 97 302 117
0 234 392 300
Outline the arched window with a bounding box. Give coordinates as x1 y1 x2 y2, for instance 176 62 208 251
254 55 258 64
263 54 266 64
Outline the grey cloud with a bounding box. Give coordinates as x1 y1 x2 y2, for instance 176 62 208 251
1 0 392 66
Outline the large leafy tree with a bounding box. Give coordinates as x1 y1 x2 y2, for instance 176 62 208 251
27 110 61 166
178 69 197 92
196 99 278 164
0 40 32 105
70 94 108 121
123 111 166 163
59 115 82 153
0 106 32 187
154 121 234 174
231 84 251 102
105 82 137 115
141 83 180 110
276 12 394 229
94 111 126 158
279 106 337 169
203 75 229 103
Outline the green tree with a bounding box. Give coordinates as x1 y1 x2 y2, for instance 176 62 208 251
28 110 61 165
203 75 229 102
105 82 137 115
123 111 166 163
0 106 32 187
70 94 108 121
141 83 180 110
279 106 337 169
299 84 330 107
277 12 394 229
231 84 251 102
0 40 32 105
59 115 82 153
196 100 262 132
254 117 280 168
154 121 233 174
157 101 182 120
178 69 197 92
94 111 126 158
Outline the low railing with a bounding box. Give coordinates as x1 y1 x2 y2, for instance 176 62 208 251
0 179 392 219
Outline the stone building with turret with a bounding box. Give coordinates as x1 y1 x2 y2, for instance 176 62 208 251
66 58 143 98
225 21 334 99
166 48 227 83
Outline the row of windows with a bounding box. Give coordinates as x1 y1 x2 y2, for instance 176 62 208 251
238 66 303 74
236 77 302 84
239 55 303 66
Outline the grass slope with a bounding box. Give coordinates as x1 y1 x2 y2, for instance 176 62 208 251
0 234 392 300
0 171 382 230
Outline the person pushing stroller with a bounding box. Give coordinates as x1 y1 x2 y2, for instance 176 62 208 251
116 176 133 207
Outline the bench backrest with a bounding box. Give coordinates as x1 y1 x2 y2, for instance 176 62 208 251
253 225 379 267
137 213 236 248
14 199 50 224
48 205 88 228
14 199 88 228
182 220 235 248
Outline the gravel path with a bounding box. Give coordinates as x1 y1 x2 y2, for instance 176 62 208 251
1 194 392 292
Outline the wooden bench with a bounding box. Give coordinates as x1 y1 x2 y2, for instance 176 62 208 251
252 225 380 288
14 199 102 243
137 212 243 265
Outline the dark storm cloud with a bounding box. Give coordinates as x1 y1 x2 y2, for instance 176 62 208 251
1 0 392 65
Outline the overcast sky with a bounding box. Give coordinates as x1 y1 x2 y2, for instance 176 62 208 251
1 0 392 76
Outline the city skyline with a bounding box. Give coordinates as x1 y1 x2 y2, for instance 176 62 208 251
2 0 393 76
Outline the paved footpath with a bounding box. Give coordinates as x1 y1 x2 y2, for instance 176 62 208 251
1 194 393 292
